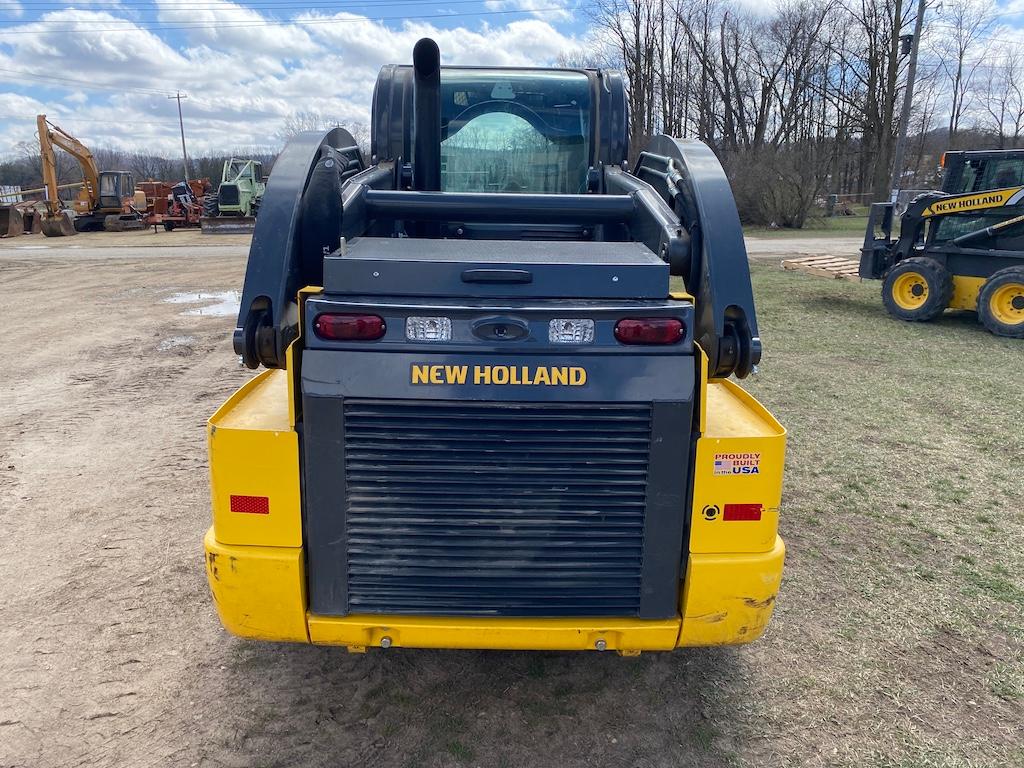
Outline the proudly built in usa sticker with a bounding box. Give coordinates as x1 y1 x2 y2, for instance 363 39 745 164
713 452 761 476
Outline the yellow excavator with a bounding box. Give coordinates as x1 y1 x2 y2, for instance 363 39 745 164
37 114 144 237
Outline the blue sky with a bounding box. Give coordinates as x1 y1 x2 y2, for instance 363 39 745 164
0 0 590 157
1 0 1023 159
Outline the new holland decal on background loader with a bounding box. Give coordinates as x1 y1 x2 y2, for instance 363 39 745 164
204 39 787 653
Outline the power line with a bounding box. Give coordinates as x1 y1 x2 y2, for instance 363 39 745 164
0 114 304 128
0 66 175 96
14 0 512 7
926 23 1024 48
0 5 576 35
7 0 545 14
0 67 345 120
16 0 511 5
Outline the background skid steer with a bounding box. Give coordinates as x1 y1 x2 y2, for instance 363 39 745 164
204 39 786 653
861 149 1024 337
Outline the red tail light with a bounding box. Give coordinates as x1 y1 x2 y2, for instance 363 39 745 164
614 318 685 345
314 313 386 341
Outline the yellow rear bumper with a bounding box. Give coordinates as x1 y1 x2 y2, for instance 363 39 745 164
204 528 784 651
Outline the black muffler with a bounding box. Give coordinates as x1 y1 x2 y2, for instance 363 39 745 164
412 38 441 194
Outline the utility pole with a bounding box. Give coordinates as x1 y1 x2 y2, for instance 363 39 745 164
890 0 927 201
169 91 191 181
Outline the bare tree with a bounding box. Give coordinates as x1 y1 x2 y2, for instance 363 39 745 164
276 111 370 154
936 0 995 146
980 43 1024 149
590 0 662 161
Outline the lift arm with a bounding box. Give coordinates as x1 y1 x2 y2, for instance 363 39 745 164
37 114 100 214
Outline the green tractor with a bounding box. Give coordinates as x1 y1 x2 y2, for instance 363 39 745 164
201 158 266 234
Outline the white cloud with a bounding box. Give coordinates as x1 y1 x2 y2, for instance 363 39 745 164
0 0 23 19
301 14 577 69
155 0 317 58
0 91 49 117
2 10 189 82
0 5 579 157
483 0 573 22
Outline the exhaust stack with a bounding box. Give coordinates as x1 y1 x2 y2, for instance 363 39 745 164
412 38 441 193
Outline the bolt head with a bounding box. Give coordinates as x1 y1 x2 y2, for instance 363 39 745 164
380 636 392 649
595 639 607 651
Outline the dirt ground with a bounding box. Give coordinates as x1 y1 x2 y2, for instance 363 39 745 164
0 230 1021 768
743 235 863 261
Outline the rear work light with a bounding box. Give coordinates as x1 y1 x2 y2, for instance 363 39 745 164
549 318 595 344
314 313 386 341
614 318 685 345
406 316 452 341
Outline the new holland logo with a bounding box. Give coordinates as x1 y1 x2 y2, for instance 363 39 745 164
924 186 1024 217
410 364 587 386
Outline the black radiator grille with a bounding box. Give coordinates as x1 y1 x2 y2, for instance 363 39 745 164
218 184 240 206
342 400 652 616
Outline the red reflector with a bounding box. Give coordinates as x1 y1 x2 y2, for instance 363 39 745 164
614 318 685 345
723 503 762 521
314 313 386 341
230 495 270 514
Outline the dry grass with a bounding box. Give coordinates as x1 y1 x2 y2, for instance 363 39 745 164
726 263 1024 766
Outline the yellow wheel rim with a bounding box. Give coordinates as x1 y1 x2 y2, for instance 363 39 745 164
892 272 929 310
989 282 1024 326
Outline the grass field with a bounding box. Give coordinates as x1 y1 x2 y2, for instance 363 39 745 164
745 209 873 238
271 265 1024 767
719 264 1024 766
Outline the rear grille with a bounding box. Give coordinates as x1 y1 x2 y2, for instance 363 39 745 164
218 184 240 206
342 400 651 616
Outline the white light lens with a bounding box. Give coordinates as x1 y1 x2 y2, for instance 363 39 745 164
548 318 595 344
406 316 452 341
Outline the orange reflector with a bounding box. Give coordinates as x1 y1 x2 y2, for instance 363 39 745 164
723 503 762 521
230 495 270 514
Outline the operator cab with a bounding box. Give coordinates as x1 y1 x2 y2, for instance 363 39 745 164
438 70 592 194
97 171 135 211
929 151 1024 250
942 150 1024 194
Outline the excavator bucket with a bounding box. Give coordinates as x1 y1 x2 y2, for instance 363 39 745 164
22 205 42 234
0 206 24 238
200 215 256 234
41 210 77 237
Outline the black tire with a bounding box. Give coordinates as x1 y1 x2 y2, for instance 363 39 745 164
163 220 175 231
881 257 953 322
978 266 1024 338
203 195 219 218
250 196 261 218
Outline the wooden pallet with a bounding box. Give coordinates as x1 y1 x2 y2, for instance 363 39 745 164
781 255 861 281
